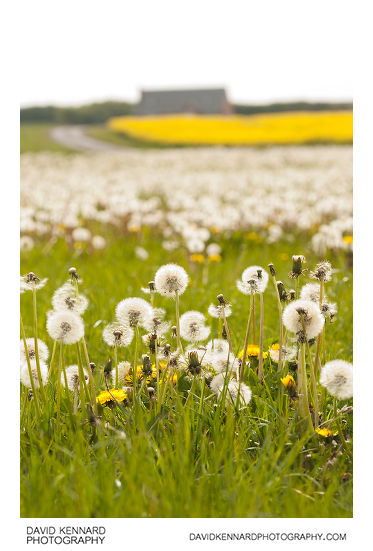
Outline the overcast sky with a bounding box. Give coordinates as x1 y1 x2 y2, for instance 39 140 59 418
19 0 352 107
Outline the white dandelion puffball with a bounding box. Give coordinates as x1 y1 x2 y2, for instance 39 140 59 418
208 303 232 319
241 265 269 293
282 299 324 340
310 260 333 282
206 243 221 256
142 310 171 337
72 227 91 242
180 311 211 342
61 365 88 391
20 235 34 251
205 339 230 357
102 322 134 347
20 273 48 293
226 380 252 406
20 338 49 364
116 297 153 328
135 246 149 260
210 374 252 406
52 282 88 315
20 360 48 389
110 361 131 386
300 283 322 303
92 235 106 250
154 263 189 297
320 360 353 400
47 310 84 344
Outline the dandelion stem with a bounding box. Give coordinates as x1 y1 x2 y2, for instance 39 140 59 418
222 306 234 353
270 274 283 372
56 343 63 424
76 343 90 406
20 314 41 417
334 398 352 458
114 344 118 388
240 294 253 382
81 336 98 415
297 343 313 433
175 291 183 353
258 293 264 380
300 314 318 427
32 288 46 400
73 381 79 415
252 296 256 345
133 326 139 404
47 340 57 380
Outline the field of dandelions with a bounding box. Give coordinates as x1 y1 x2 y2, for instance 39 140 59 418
20 145 353 518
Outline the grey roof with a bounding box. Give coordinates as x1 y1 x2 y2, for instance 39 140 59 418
135 88 231 115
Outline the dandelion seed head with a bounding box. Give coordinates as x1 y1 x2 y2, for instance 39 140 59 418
20 273 48 292
52 282 88 314
180 311 210 342
320 360 353 400
20 360 48 389
310 260 333 282
208 303 232 319
110 361 131 386
241 265 269 293
154 263 189 297
115 297 153 328
61 365 88 391
282 299 324 340
20 338 49 364
300 283 322 303
47 310 84 344
102 322 134 347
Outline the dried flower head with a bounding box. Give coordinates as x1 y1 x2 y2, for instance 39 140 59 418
320 360 353 400
52 282 88 314
102 322 134 347
20 338 49 364
300 283 322 303
288 255 306 279
210 374 252 406
61 365 88 391
310 261 333 282
154 263 189 297
47 310 84 344
282 299 324 341
241 265 269 293
208 303 232 319
20 272 47 293
20 360 48 389
116 297 153 328
179 311 210 342
110 362 131 386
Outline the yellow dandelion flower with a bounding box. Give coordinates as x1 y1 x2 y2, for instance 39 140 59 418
73 241 86 250
210 226 220 233
129 225 141 233
270 343 280 351
279 253 289 260
238 345 268 360
343 235 353 244
96 388 127 406
190 253 205 263
281 374 296 388
316 427 339 437
208 254 222 262
245 232 262 243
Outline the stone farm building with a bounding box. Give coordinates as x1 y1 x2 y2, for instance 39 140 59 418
135 88 233 116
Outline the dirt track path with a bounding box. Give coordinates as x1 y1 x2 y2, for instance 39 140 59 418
49 125 126 152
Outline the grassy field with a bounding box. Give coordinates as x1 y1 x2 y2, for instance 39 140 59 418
20 229 353 518
20 124 74 154
108 112 353 146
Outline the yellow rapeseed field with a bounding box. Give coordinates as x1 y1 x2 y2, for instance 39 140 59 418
108 111 352 145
